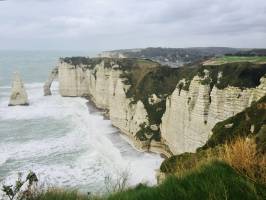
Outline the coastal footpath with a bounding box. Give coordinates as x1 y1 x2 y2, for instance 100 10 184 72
46 57 266 157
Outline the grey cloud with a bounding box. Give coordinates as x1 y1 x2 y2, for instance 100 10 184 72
0 0 265 50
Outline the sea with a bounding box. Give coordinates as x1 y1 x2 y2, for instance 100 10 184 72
0 50 162 195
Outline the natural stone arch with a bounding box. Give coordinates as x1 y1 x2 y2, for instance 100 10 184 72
43 67 58 96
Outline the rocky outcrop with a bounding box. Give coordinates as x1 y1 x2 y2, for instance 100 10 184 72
8 72 29 106
44 67 58 96
160 75 266 154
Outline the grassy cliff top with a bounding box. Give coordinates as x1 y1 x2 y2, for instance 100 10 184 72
61 57 266 91
60 57 159 69
203 56 266 65
61 57 102 66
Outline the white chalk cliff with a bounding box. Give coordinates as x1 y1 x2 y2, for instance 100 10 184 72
57 60 171 156
9 72 29 106
160 74 266 154
55 60 266 156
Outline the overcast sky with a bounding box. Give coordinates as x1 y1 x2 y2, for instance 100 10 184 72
0 0 265 51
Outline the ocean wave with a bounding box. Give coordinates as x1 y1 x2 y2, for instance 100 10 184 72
0 155 8 166
0 81 162 192
0 82 46 89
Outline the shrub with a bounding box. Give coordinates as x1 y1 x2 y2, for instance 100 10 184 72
160 148 220 174
104 168 130 193
221 137 266 185
107 161 266 200
162 137 266 186
2 171 38 200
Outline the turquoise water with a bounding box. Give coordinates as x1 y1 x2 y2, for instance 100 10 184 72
0 51 162 196
0 50 96 85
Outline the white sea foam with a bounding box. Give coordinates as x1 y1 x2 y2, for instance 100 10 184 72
0 154 8 166
0 82 162 195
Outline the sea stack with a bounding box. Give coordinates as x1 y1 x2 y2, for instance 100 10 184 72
8 72 29 106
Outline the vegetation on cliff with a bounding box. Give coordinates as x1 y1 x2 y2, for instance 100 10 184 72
198 62 266 89
160 95 266 198
201 95 266 152
160 69 266 197
123 60 266 143
106 161 265 200
4 160 265 200
123 66 183 124
62 56 266 92
160 137 266 195
61 57 101 67
161 93 266 175
61 56 266 144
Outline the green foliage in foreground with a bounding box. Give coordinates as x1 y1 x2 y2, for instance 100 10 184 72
37 190 89 200
159 149 218 173
35 161 266 200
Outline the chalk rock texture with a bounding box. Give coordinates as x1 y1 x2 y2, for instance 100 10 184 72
44 67 58 96
160 76 266 154
8 72 29 106
57 60 171 156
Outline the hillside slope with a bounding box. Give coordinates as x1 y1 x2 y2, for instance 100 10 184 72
99 47 240 67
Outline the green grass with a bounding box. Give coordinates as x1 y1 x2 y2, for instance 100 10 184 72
204 56 266 65
160 149 215 174
37 189 88 200
33 161 266 200
107 161 266 200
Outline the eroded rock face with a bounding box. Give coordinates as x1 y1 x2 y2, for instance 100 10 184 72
57 60 161 153
160 76 266 154
8 72 29 106
44 67 58 96
57 59 266 156
59 62 90 97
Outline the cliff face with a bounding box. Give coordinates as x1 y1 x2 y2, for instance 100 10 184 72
57 59 172 155
59 62 90 97
160 74 266 154
55 57 266 156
